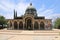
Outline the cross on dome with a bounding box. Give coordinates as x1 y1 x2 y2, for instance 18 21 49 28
30 3 32 6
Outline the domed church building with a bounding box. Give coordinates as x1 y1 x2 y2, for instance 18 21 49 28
7 3 52 30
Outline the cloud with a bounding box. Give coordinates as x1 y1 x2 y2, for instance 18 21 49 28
37 4 60 23
0 0 15 11
38 4 45 12
0 0 29 19
0 0 60 24
15 2 29 16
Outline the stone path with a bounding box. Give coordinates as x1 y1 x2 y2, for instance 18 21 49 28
0 30 60 40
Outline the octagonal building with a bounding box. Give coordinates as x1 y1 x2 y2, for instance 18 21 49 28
7 3 52 30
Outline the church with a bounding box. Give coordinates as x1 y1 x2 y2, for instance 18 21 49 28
7 3 52 30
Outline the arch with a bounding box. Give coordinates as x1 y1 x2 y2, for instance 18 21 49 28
40 21 45 30
14 21 18 30
19 21 23 30
25 17 32 30
34 22 39 30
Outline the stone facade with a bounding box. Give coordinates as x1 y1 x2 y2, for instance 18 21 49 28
7 3 52 30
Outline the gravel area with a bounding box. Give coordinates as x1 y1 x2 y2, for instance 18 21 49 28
0 29 60 40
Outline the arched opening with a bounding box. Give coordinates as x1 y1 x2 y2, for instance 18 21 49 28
27 19 32 30
19 22 23 30
25 18 32 30
34 22 39 30
14 21 18 30
40 22 45 30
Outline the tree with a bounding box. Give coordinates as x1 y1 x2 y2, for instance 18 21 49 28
54 18 60 29
0 15 7 28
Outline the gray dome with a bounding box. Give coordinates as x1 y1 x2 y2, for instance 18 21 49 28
25 3 37 16
26 3 36 11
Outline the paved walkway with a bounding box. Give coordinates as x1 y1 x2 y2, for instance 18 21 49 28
0 30 60 40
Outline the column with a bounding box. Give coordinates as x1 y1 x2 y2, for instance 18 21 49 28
38 23 40 30
23 22 24 30
12 22 14 30
33 22 34 30
7 22 10 30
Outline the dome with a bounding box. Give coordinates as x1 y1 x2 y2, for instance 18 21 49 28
25 3 37 16
26 3 36 11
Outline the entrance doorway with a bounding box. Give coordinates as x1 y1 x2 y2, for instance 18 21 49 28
25 18 32 30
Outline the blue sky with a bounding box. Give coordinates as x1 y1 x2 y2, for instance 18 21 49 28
0 0 60 22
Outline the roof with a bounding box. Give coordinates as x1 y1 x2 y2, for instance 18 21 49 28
26 3 36 10
34 17 45 19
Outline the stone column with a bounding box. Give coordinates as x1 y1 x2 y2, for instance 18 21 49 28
7 22 10 30
33 22 34 30
38 23 40 30
12 22 14 30
23 22 24 30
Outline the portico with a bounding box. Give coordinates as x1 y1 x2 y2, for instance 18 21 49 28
7 3 52 30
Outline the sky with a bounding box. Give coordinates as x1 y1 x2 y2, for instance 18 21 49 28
0 0 60 22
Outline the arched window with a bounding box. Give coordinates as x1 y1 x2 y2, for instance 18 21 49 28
14 21 18 30
19 22 23 30
40 22 45 30
34 22 39 30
